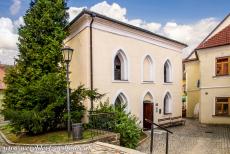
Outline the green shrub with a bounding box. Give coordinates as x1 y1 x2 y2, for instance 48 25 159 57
95 100 141 149
70 85 104 123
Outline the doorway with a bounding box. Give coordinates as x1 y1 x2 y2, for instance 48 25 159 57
143 101 154 130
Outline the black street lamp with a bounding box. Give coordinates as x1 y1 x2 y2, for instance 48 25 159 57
61 46 74 140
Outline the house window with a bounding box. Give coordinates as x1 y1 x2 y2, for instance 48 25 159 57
113 50 128 81
216 57 230 76
164 60 172 83
114 55 121 80
164 92 172 114
143 55 153 82
215 97 230 116
114 93 128 111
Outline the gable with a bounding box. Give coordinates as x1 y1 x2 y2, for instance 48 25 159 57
197 13 230 49
206 15 230 41
196 24 230 50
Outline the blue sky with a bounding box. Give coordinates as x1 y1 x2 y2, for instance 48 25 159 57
0 0 229 64
1 0 229 23
68 0 230 23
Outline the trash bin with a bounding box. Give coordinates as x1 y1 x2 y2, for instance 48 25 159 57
72 123 83 140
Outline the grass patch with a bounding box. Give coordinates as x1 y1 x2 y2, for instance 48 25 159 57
0 125 100 144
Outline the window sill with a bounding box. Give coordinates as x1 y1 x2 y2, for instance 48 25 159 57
141 81 155 84
213 75 230 78
163 82 173 85
212 115 230 117
112 80 129 83
164 113 172 115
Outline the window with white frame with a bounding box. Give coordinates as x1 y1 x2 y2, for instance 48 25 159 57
143 55 153 82
114 92 128 111
164 92 172 114
164 60 172 83
114 50 128 81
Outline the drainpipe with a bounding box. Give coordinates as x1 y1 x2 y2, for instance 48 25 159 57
90 13 96 111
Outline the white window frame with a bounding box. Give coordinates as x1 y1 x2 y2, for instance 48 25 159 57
163 91 172 115
164 59 173 83
141 54 155 83
112 49 129 82
112 89 130 112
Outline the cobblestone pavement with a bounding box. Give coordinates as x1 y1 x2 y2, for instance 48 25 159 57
137 119 230 154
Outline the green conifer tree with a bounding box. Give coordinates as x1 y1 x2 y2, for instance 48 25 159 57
2 0 68 134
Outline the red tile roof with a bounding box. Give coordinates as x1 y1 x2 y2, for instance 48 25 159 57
196 24 230 50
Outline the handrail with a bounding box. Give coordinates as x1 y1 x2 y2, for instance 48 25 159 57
145 118 173 154
145 119 173 134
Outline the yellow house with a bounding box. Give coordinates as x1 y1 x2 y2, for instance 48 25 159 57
64 10 187 128
184 13 230 124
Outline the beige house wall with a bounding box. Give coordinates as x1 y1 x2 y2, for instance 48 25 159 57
65 14 185 126
92 28 183 124
200 88 230 124
184 61 200 117
186 91 200 117
198 45 230 87
197 45 230 124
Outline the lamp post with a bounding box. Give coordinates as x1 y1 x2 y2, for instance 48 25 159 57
61 46 74 140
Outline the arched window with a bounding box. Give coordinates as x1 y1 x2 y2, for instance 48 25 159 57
114 92 128 111
114 50 128 81
164 92 172 114
143 55 153 82
164 60 172 83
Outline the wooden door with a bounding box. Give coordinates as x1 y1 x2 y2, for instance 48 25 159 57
143 101 153 130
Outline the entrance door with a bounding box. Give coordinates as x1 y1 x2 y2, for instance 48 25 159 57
143 101 153 130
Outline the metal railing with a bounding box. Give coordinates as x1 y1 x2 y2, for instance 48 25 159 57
88 111 116 138
145 119 173 154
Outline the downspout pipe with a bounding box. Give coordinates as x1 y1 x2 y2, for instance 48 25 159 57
90 13 96 111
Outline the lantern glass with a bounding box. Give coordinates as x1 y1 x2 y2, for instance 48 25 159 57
61 46 74 62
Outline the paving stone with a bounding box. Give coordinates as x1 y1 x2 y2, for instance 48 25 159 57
136 119 230 154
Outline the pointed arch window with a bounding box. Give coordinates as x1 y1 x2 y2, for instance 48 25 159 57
164 60 172 83
164 92 172 114
114 92 128 111
114 50 128 81
143 55 153 82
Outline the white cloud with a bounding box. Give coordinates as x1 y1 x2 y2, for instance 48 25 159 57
0 17 19 50
68 6 86 22
0 49 18 65
141 22 162 32
162 18 219 57
68 1 161 33
0 1 220 64
68 1 219 58
0 17 14 32
0 17 22 64
14 16 25 29
90 1 127 22
10 0 21 15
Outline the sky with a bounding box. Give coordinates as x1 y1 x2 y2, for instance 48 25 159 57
0 0 229 64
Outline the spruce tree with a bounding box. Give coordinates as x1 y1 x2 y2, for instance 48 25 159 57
2 0 68 134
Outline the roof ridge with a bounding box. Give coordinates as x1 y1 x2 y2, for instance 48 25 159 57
66 9 187 47
185 12 230 60
196 24 230 49
195 12 230 49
